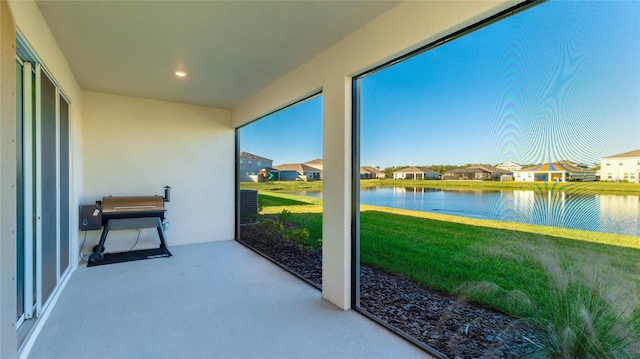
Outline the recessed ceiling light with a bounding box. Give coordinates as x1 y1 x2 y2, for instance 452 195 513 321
174 70 187 77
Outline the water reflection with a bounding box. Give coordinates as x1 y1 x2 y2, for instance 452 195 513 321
377 187 640 236
600 194 640 235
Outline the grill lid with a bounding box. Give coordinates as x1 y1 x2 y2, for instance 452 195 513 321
101 196 165 223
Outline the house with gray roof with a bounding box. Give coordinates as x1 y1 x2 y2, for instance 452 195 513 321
443 165 508 181
239 152 273 182
393 166 440 180
274 163 322 181
360 166 386 179
304 159 324 171
496 161 522 172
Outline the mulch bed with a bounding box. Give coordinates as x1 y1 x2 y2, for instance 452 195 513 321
240 221 540 358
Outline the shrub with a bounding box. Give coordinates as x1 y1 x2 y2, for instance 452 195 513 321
277 208 292 223
282 228 311 251
259 217 284 242
525 274 640 358
257 210 313 251
461 235 640 358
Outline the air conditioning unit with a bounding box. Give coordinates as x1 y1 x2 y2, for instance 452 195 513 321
239 190 258 224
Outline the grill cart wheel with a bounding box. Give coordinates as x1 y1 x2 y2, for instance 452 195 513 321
89 251 104 263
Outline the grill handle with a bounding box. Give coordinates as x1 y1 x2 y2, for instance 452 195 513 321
164 186 171 202
113 205 157 210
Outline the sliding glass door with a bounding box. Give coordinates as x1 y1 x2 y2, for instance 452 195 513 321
16 58 26 323
38 64 59 309
16 49 71 329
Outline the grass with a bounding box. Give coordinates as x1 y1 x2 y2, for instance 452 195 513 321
241 180 324 192
252 191 640 313
358 210 640 317
257 193 322 246
360 204 640 251
244 186 640 355
257 194 311 208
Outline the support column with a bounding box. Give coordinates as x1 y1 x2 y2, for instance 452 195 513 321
322 77 352 310
0 1 18 357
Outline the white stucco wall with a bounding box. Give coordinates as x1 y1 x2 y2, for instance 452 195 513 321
231 1 519 309
601 156 640 183
81 92 233 252
514 171 535 182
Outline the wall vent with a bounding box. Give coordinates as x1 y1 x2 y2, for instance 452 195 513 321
239 190 258 224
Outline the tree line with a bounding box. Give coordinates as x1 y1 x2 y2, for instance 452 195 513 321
382 161 599 178
382 164 473 178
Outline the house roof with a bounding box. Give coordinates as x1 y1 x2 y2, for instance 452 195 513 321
304 159 323 165
496 161 522 168
34 1 400 109
394 166 438 174
446 167 489 174
239 152 272 161
519 161 595 173
361 166 384 174
445 165 503 174
469 165 504 173
602 149 640 159
274 164 321 173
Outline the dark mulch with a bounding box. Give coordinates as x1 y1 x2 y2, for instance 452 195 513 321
240 221 323 286
240 221 540 358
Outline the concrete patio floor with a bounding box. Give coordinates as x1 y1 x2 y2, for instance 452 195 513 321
24 240 431 358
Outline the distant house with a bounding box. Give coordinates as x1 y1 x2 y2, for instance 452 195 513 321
600 149 640 183
360 166 386 179
515 161 596 182
393 166 440 180
239 152 273 182
274 163 322 181
303 159 324 179
496 161 522 172
443 165 508 181
304 159 324 171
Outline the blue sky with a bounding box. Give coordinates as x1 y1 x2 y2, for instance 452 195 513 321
239 95 322 164
241 1 639 168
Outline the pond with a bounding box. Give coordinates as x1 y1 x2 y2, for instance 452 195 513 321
290 187 640 237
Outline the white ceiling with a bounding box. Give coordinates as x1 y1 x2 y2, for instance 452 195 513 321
35 1 400 109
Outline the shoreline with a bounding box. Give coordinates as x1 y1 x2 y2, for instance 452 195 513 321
241 179 640 196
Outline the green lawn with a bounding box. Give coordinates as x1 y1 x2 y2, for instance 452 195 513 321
241 180 324 192
257 193 323 245
250 190 640 321
359 209 640 318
